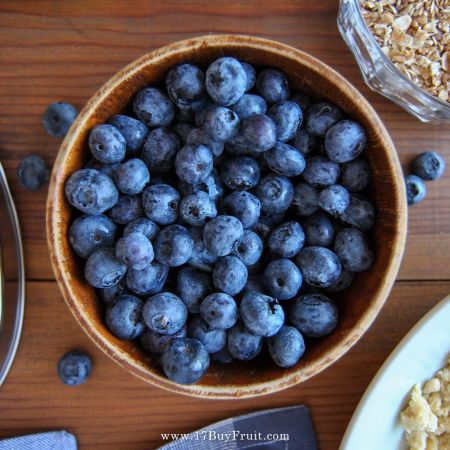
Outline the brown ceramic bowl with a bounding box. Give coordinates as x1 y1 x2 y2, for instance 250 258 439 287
46 35 407 399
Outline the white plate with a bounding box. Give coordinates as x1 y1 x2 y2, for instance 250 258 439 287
340 294 450 450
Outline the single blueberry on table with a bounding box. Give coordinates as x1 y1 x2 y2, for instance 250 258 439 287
65 169 118 215
203 106 240 142
187 316 227 354
154 224 193 267
305 102 343 137
325 268 356 293
203 215 244 257
267 326 305 368
42 102 78 138
233 230 263 266
340 158 371 192
176 266 212 314
404 174 427 205
115 232 154 269
142 292 187 335
295 246 342 288
289 293 338 338
105 294 145 340
108 114 149 156
241 61 256 91
256 68 290 104
69 214 117 258
186 127 224 158
263 142 306 177
319 184 350 216
17 155 49 191
179 191 217 227
263 258 302 301
213 255 248 296
411 151 445 181
230 94 267 119
109 195 143 225
99 282 127 304
227 322 263 361
301 155 340 188
303 211 335 247
290 92 314 111
124 217 159 241
140 323 187 354
88 124 126 163
254 174 294 214
114 158 150 195
57 351 91 386
290 182 320 217
290 128 317 157
325 120 366 163
161 337 210 384
142 184 180 225
268 100 303 142
172 122 195 143
175 144 214 185
268 221 305 258
220 156 260 191
187 226 218 272
141 127 181 173
240 291 284 337
125 261 169 296
220 191 261 228
334 228 374 272
211 346 235 364
200 292 238 330
339 193 375 230
205 57 247 106
84 247 127 289
133 87 175 127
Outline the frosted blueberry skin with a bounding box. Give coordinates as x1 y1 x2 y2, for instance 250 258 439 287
172 122 195 143
142 127 181 173
187 316 227 354
233 230 263 266
303 211 335 247
305 102 343 137
109 195 143 225
404 174 427 205
227 322 263 361
319 184 351 216
251 211 286 242
109 114 149 156
140 323 187 354
84 247 127 289
175 144 214 185
69 214 117 258
88 124 126 163
411 151 445 181
186 127 224 158
17 155 49 191
254 174 294 214
161 338 210 384
142 184 180 225
179 191 217 227
203 106 240 142
154 224 194 267
325 120 367 163
142 292 188 335
340 158 371 192
220 156 260 191
263 258 302 301
268 100 303 142
105 294 145 340
133 87 175 127
289 293 338 338
325 268 356 293
220 191 261 228
230 94 267 119
187 226 218 272
115 232 154 269
256 69 290 104
268 221 305 258
301 156 340 188
290 128 317 157
176 266 213 314
334 228 374 273
57 351 91 386
42 102 78 138
200 293 238 330
213 255 248 296
123 217 159 241
290 182 320 217
241 61 256 91
65 169 118 215
114 158 150 195
125 261 169 296
264 142 306 177
99 282 128 304
203 215 244 257
84 159 121 180
267 326 305 368
211 346 235 364
339 193 375 230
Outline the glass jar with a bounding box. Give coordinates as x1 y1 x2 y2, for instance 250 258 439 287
337 0 450 123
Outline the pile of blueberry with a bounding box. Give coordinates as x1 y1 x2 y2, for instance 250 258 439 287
64 56 376 385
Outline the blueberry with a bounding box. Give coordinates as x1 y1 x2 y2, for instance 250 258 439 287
256 69 290 104
340 158 371 192
133 87 175 127
99 282 127 304
211 346 235 364
325 120 366 163
220 156 260 191
176 108 196 124
263 259 302 301
213 255 248 296
176 267 212 313
291 128 317 157
142 184 180 225
268 100 303 142
179 191 217 227
334 228 374 272
220 191 261 228
241 61 256 91
404 174 427 205
142 292 187 335
203 215 244 257
17 155 49 191
339 193 375 230
42 102 78 137
263 142 306 177
126 261 169 295
203 106 240 142
289 293 338 338
227 322 263 360
105 294 145 340
303 211 335 247
57 351 91 386
306 102 343 137
233 230 263 266
295 246 342 288
84 159 120 180
142 127 181 172
154 224 193 267
109 115 149 156
65 169 118 215
243 275 266 294
69 214 117 258
230 94 267 119
325 268 356 293
187 226 218 272
240 291 284 337
200 293 237 330
88 124 126 163
161 337 210 384
194 101 215 127
255 174 294 214
411 151 445 180
302 155 340 188
114 158 150 195
186 127 224 158
267 326 305 368
115 232 154 269
290 182 320 217
140 324 187 354
175 144 213 185
172 122 195 143
123 217 159 241
319 184 350 216
290 92 314 111
84 247 127 288
109 195 143 224
268 221 305 258
205 57 247 106
165 63 206 111
187 316 227 353
251 211 286 241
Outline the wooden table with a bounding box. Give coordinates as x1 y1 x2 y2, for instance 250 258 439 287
1 1 450 449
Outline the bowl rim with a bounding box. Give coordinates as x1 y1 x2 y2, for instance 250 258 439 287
46 34 407 399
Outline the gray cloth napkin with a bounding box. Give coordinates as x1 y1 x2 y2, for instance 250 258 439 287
158 405 317 450
0 431 77 450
